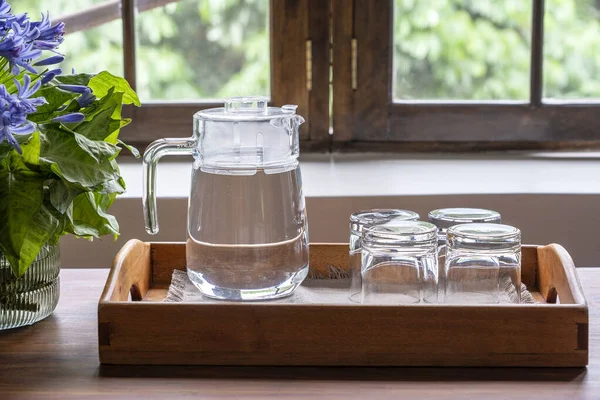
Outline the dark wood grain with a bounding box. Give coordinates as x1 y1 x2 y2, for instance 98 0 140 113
331 0 355 142
122 102 600 151
352 0 391 140
0 267 598 399
307 0 332 148
271 0 310 141
331 139 600 152
387 103 600 142
120 103 220 148
530 0 545 106
121 0 136 92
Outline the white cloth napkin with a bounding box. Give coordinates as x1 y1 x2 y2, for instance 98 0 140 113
164 268 536 304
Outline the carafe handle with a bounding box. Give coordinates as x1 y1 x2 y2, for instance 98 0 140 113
142 138 195 234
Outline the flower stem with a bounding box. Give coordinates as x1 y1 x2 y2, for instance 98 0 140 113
30 69 48 85
0 59 9 80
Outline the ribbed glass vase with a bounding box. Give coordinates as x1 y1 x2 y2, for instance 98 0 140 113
0 244 60 330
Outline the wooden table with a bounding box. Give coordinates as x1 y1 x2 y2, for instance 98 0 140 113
0 269 599 400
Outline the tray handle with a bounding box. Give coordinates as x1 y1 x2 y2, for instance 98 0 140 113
100 239 152 302
537 243 586 305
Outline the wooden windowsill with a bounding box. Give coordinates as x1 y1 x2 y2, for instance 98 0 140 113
118 152 600 198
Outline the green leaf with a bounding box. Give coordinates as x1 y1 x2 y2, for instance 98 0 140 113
49 180 84 214
74 98 123 143
0 153 57 277
105 119 131 145
89 71 141 106
68 192 119 239
43 191 72 246
62 98 82 114
79 87 117 120
98 159 127 195
37 125 124 192
0 144 12 159
28 87 79 123
117 139 140 158
72 130 121 162
17 205 60 276
99 192 118 210
21 131 41 165
55 73 94 87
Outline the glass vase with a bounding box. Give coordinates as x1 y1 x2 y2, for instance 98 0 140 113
0 244 60 330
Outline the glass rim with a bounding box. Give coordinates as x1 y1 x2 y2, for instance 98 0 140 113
428 207 501 229
350 209 420 234
363 220 437 245
447 223 520 240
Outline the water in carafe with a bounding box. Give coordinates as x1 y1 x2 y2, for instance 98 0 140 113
186 166 309 300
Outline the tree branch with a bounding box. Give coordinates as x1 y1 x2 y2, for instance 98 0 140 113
454 3 530 46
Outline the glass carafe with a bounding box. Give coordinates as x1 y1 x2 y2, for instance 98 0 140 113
143 97 309 301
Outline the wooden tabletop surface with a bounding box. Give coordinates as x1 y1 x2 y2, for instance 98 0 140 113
0 268 599 400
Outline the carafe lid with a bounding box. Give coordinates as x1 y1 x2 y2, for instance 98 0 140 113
195 96 300 122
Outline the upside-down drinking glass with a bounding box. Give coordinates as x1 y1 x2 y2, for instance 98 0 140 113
348 209 419 302
429 208 502 296
361 221 438 304
443 223 521 304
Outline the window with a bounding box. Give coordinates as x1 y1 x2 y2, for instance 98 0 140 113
16 0 330 150
14 1 124 75
15 0 600 151
135 0 270 101
332 0 600 151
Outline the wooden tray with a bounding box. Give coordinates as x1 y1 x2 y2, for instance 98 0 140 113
98 240 588 367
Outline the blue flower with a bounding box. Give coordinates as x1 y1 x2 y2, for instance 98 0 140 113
58 83 96 107
0 1 11 21
77 90 96 108
0 77 46 154
0 8 27 35
34 54 64 66
0 20 42 74
52 112 85 124
0 6 64 75
41 68 62 84
30 12 64 51
58 84 90 94
14 74 46 113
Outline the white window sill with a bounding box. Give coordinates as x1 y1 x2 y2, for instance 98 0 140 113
60 152 600 268
119 151 600 198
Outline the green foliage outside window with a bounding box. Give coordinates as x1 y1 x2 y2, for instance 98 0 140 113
15 0 600 101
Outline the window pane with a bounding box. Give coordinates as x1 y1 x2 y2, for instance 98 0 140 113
393 0 531 101
544 0 600 99
136 0 270 101
12 0 124 76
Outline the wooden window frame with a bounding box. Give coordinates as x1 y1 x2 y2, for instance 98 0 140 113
332 0 600 152
58 0 330 151
61 0 599 153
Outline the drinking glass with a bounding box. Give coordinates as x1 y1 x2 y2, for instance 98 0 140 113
429 208 502 297
361 221 438 304
443 223 521 304
349 209 419 302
